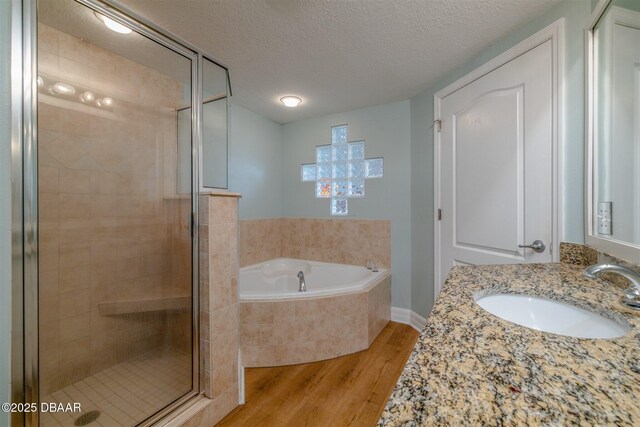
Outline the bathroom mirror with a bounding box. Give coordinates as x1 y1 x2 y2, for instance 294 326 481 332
586 0 640 263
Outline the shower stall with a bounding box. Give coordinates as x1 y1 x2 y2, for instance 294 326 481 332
10 0 229 425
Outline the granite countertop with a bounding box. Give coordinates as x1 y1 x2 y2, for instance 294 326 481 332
379 263 640 426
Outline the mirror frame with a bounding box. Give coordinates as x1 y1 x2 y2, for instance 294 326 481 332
585 0 640 264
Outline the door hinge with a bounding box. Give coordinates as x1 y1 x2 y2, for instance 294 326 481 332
438 209 442 221
433 119 442 132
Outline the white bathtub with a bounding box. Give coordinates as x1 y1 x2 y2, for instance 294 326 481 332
239 258 389 300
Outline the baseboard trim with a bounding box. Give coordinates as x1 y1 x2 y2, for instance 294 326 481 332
391 307 427 332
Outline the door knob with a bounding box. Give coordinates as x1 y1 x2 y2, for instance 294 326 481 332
518 240 546 253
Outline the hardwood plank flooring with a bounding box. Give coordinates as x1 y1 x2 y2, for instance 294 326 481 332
217 321 419 427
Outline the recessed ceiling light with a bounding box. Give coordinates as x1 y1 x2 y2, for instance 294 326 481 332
51 82 76 95
94 12 132 34
80 91 95 102
280 96 302 108
97 97 114 108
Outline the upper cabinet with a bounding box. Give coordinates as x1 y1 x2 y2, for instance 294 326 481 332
586 0 640 264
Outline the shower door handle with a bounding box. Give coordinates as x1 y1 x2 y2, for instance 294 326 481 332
518 240 546 253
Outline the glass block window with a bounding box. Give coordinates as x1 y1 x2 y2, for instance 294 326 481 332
348 141 365 160
349 160 365 178
301 164 316 181
316 145 331 163
332 144 348 161
331 198 348 216
301 124 383 215
348 179 365 197
332 181 348 197
332 125 348 145
317 163 331 180
316 182 331 198
333 162 348 179
365 158 384 178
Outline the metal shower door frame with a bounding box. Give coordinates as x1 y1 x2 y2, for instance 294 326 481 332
11 0 230 424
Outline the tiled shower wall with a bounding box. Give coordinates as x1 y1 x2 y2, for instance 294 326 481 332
239 218 391 268
38 23 190 395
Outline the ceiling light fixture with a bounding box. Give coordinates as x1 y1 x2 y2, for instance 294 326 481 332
51 82 76 95
280 96 302 108
94 12 132 34
97 97 114 108
80 91 95 102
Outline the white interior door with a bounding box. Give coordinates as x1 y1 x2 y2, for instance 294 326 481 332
437 40 555 289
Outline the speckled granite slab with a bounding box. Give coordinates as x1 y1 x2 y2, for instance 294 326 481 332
379 263 640 426
559 242 598 267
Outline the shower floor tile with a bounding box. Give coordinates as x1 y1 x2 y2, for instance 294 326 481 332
41 350 192 427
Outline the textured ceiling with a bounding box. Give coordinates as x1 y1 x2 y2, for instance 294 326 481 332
113 0 562 124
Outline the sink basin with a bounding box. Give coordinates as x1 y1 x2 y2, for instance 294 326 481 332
475 293 630 339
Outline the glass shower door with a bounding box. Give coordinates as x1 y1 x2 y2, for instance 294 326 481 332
37 0 196 425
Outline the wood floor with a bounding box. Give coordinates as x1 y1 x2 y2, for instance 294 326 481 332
217 321 419 427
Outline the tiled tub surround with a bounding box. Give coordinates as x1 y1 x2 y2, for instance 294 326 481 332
379 263 640 426
240 264 391 367
239 218 391 269
38 19 192 407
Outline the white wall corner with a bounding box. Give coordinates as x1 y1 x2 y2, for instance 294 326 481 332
391 306 427 332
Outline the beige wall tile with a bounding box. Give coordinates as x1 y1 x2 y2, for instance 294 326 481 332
59 313 91 343
239 217 391 269
58 289 90 319
196 195 240 418
39 166 60 194
59 194 92 219
39 193 59 221
59 168 92 194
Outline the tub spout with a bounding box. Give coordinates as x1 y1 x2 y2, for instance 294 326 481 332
297 271 307 292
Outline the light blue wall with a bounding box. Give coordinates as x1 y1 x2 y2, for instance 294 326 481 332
228 103 283 219
410 95 433 318
409 0 593 316
281 101 412 309
0 0 12 420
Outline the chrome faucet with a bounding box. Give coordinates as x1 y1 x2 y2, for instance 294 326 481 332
297 271 307 292
583 263 640 309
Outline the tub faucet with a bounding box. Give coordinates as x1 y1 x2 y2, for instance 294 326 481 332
583 263 640 309
297 271 307 292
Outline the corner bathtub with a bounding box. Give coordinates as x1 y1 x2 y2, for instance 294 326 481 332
239 258 391 367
